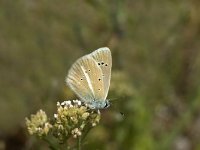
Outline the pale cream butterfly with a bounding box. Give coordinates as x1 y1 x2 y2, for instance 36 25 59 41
66 47 112 109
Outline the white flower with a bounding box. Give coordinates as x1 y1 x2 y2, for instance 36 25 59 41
54 114 58 118
77 131 82 136
58 125 64 130
72 100 82 106
82 112 89 120
61 101 65 106
58 107 63 113
65 100 72 105
73 134 77 138
77 101 81 106
92 123 97 127
69 104 73 108
57 102 60 106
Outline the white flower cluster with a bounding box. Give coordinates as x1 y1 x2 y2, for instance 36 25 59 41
56 100 82 108
26 110 52 136
71 128 82 138
26 100 101 142
72 100 82 106
55 100 83 119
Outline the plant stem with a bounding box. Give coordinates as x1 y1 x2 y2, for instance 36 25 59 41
77 136 82 150
82 126 92 142
43 137 59 150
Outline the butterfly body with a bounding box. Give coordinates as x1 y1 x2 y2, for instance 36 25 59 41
66 47 112 110
86 99 110 109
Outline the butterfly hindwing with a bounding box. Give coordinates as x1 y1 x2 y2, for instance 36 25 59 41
66 54 105 103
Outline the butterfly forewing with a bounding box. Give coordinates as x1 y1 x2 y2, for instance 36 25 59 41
66 54 105 103
91 47 112 100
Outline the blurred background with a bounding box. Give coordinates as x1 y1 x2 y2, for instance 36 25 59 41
1 0 200 150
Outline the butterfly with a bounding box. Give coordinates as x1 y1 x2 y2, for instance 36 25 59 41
66 47 112 109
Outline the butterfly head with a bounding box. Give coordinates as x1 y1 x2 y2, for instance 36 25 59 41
87 99 110 110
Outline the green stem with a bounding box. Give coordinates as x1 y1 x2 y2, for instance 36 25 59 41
82 126 92 142
77 136 82 150
43 137 59 150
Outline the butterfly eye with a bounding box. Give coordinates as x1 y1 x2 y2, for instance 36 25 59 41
81 78 83 80
98 62 101 65
104 101 110 108
105 64 108 66
98 78 101 81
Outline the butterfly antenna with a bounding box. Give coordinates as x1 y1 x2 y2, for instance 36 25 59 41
108 98 125 117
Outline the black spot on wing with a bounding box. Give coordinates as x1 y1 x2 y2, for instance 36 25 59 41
97 62 108 66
